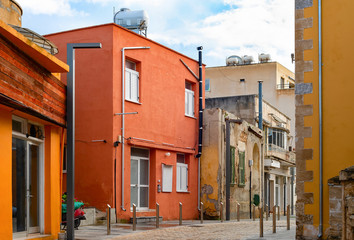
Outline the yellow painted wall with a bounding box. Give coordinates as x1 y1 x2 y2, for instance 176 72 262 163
302 0 354 235
0 108 13 239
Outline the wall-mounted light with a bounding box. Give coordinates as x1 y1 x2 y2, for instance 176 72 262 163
165 152 171 157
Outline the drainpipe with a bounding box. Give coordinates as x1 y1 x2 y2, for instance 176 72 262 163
121 46 150 211
225 119 242 220
291 167 294 215
258 80 263 130
318 0 323 238
195 46 203 210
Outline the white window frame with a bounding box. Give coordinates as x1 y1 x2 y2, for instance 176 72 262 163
176 154 188 192
185 88 194 117
125 68 139 103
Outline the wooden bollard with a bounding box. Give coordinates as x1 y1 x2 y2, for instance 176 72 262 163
132 204 136 231
237 202 240 222
156 203 160 228
252 204 256 221
259 207 263 237
220 202 224 222
179 202 182 226
107 204 111 235
265 204 269 221
273 206 276 233
277 205 280 221
200 202 204 224
287 205 290 230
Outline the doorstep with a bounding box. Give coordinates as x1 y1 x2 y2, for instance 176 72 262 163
129 216 163 223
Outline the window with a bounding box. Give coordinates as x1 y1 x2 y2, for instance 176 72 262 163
268 128 287 149
185 82 194 117
125 60 139 103
231 146 236 184
205 78 210 92
238 151 245 187
162 164 173 192
176 154 188 192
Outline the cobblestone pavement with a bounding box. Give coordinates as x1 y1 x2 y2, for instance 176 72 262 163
75 217 295 240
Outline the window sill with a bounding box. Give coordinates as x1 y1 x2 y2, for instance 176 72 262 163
176 190 190 193
125 99 142 105
185 115 196 119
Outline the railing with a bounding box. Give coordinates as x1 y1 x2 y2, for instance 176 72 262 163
276 84 295 89
267 144 296 164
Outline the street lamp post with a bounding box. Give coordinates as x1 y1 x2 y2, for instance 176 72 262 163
66 43 102 240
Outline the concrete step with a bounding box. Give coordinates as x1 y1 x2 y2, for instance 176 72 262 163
130 216 163 223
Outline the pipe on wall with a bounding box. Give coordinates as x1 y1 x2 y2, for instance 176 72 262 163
196 46 203 210
318 0 323 238
121 46 150 212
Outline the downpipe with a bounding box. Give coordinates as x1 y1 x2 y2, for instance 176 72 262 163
196 46 203 210
121 47 150 211
318 0 323 238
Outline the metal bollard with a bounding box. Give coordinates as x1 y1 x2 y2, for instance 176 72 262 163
277 205 280 221
259 207 263 237
133 204 136 231
265 204 269 221
273 206 276 233
220 202 224 222
252 204 256 221
156 203 160 228
179 202 182 226
287 205 290 230
200 202 204 224
237 202 240 222
107 204 111 235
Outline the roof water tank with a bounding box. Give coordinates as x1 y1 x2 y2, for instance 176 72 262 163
226 55 242 66
242 55 254 65
114 8 149 32
0 0 22 26
258 53 271 63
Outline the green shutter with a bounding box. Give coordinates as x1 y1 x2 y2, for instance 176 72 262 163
238 151 245 187
230 146 236 184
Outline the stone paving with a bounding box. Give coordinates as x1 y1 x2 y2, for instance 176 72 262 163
74 217 295 240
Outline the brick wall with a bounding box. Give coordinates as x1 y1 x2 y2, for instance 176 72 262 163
0 34 66 125
327 177 342 239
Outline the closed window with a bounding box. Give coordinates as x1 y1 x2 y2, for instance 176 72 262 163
268 128 287 149
238 151 245 187
162 164 173 192
176 154 188 192
125 60 139 102
205 78 210 92
185 82 194 117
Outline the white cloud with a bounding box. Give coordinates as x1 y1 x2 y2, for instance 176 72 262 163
17 0 87 16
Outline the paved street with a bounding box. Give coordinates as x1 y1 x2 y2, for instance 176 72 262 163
75 217 295 240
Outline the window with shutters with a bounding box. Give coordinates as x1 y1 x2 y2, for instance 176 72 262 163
176 154 188 192
185 82 194 117
125 60 139 103
238 151 245 187
162 164 173 192
231 146 236 185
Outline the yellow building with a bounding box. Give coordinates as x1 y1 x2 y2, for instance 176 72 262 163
295 0 354 239
0 17 68 240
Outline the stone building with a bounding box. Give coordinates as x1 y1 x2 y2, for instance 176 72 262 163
206 95 295 216
295 0 354 238
201 108 263 219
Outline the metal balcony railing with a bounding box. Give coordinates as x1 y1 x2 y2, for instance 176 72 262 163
276 84 295 90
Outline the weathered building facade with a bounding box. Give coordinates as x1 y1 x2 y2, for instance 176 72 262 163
206 95 295 216
295 0 354 238
201 108 263 219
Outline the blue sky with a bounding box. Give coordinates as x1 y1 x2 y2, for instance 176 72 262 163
16 0 294 70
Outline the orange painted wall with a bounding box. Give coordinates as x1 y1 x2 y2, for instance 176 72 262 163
300 0 354 236
46 23 204 220
0 108 13 239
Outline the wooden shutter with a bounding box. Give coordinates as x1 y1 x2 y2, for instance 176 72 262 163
231 146 236 184
177 163 188 192
238 151 245 186
162 164 173 192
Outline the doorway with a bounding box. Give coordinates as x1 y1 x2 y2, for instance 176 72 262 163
130 148 149 210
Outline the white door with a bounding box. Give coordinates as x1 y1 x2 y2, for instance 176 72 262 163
130 148 149 209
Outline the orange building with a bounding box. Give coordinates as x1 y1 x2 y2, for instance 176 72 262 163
0 19 68 240
46 23 204 221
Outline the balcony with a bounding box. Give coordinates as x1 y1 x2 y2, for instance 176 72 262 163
266 144 296 165
276 83 295 90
